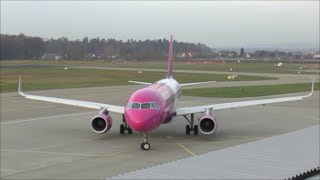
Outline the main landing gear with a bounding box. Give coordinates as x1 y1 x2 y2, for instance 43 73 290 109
141 132 150 150
120 115 133 134
183 114 198 135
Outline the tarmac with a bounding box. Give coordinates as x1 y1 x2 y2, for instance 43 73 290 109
1 73 319 179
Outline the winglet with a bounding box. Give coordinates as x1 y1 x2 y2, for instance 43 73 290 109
18 76 25 96
311 77 314 94
305 77 314 98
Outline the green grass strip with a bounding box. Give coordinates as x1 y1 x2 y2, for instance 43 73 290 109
183 82 319 98
0 67 275 92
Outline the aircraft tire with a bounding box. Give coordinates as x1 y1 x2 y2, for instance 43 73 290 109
127 127 133 134
141 142 150 150
186 125 191 135
120 124 125 134
193 125 199 135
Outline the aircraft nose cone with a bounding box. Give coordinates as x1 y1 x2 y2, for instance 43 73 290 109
125 110 161 132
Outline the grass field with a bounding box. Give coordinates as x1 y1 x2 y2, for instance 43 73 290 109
183 82 319 98
1 60 319 74
0 67 276 92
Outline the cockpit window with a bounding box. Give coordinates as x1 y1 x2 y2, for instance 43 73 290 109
131 103 141 109
141 103 151 109
151 102 159 109
126 102 133 108
128 102 159 109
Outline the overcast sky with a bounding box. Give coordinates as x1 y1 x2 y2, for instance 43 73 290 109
1 1 319 48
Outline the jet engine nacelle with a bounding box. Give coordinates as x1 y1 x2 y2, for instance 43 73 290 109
198 114 217 135
90 112 112 134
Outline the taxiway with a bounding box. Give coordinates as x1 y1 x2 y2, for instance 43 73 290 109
1 81 319 179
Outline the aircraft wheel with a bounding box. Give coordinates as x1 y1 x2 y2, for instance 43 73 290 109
120 124 125 134
193 125 199 135
141 142 150 150
127 127 133 134
186 125 191 135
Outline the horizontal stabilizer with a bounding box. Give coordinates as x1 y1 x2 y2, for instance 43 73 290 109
128 81 152 85
180 81 216 87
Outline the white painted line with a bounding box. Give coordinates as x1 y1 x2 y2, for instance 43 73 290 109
1 149 98 157
0 111 95 125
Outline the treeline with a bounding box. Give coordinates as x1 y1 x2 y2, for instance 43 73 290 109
0 34 212 60
1 34 45 60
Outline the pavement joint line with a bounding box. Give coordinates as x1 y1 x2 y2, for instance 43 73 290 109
1 147 135 158
243 109 261 113
178 143 196 156
210 138 262 144
0 111 95 125
1 149 98 157
0 147 136 178
226 135 260 139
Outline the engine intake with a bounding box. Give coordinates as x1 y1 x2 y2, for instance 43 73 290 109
90 112 112 133
198 114 217 135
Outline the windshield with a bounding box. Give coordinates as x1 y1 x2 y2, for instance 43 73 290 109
131 103 141 109
151 102 159 109
141 103 151 109
127 102 159 109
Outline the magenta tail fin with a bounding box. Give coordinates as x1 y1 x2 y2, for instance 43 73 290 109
167 35 173 79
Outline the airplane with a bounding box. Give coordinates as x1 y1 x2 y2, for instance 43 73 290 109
18 35 314 150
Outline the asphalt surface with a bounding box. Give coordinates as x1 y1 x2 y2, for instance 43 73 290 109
1 73 319 179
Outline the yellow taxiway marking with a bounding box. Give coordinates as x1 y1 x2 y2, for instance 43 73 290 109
100 145 136 157
178 143 196 156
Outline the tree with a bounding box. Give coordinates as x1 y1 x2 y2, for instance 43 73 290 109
240 47 245 57
1 34 213 60
0 34 44 60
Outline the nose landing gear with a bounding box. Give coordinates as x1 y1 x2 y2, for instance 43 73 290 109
141 132 150 150
183 114 199 135
120 115 133 134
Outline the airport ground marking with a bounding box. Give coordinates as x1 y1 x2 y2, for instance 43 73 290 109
1 146 135 158
1 149 99 157
100 147 136 158
178 143 196 156
0 111 95 125
211 138 262 145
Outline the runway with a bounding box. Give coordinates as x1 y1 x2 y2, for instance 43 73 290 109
1 84 319 179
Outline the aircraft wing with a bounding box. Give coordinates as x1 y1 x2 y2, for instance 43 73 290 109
18 77 125 114
180 81 216 87
176 79 314 116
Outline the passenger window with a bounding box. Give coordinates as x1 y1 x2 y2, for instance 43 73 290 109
141 103 151 109
132 103 141 109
